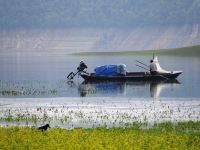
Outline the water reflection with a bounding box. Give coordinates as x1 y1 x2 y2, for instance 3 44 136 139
78 82 126 97
78 80 180 98
149 80 180 98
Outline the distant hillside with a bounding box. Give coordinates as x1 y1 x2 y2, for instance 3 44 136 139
71 45 200 57
0 0 200 29
1 1 200 52
0 26 200 52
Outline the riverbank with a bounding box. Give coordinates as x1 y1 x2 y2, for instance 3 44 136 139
0 121 199 150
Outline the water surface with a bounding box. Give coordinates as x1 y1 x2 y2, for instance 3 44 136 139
0 52 200 98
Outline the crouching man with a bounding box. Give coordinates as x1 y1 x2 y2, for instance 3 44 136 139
77 61 88 73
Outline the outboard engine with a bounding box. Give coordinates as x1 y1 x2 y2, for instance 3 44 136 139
67 61 88 80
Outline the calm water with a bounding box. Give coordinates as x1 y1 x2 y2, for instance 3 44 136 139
0 52 200 98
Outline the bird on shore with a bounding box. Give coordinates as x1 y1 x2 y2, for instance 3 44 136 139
38 124 51 131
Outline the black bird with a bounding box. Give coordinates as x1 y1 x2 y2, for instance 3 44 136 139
38 124 51 131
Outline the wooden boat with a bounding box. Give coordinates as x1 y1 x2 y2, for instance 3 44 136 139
67 56 182 82
79 56 182 82
80 71 182 82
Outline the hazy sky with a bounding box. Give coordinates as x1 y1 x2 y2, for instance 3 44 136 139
0 0 200 29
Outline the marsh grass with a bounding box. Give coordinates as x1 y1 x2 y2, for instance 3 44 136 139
0 81 59 96
0 89 58 96
0 100 199 128
0 121 199 150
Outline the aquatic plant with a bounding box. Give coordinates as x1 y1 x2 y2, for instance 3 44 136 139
0 100 199 129
0 80 61 97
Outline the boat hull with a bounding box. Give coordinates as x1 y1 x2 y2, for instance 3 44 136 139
80 71 182 82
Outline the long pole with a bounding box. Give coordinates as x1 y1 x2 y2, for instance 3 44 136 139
135 64 149 71
136 60 149 68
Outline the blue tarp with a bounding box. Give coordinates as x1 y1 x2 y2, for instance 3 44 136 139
95 65 119 76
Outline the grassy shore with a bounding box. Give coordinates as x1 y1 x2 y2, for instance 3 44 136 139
0 121 199 150
71 45 200 57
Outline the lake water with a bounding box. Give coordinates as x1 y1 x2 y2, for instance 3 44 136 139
0 52 200 98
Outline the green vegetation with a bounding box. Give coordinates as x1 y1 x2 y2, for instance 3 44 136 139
0 89 57 96
0 121 199 150
0 81 61 96
159 45 200 57
71 45 200 57
1 101 199 129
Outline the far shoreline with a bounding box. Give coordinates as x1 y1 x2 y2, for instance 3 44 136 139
70 45 200 57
